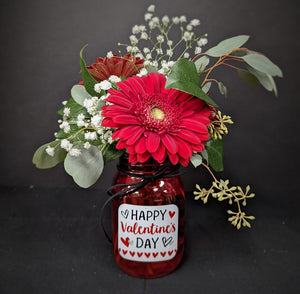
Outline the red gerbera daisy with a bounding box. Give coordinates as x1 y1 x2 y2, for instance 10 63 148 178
101 73 212 166
86 53 144 82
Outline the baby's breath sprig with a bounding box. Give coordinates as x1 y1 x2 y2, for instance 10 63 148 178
118 4 208 75
193 162 255 229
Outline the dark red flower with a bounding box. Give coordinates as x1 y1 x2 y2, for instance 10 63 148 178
86 54 144 82
101 73 211 166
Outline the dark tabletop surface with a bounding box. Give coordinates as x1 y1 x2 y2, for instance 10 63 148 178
0 186 299 294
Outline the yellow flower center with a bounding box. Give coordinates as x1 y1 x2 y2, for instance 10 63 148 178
151 107 165 120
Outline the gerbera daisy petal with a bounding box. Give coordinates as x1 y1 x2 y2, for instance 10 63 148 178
135 135 147 154
161 134 178 154
146 132 160 153
113 114 140 125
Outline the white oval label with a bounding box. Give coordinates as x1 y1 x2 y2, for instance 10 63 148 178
118 203 179 262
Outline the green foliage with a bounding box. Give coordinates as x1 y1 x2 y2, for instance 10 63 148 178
194 177 255 229
165 59 218 107
246 65 278 96
32 140 67 169
205 35 250 57
64 145 104 188
242 53 283 78
79 45 102 97
237 69 260 86
57 97 89 118
205 139 223 172
71 84 92 106
102 143 125 164
190 153 203 168
217 81 227 97
194 55 209 72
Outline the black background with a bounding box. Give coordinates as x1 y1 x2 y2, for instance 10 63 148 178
1 0 299 293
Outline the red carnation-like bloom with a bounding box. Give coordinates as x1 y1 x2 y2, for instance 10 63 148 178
101 73 211 166
86 54 144 82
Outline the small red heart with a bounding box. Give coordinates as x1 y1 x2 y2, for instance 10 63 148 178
175 249 177 253
137 252 143 258
145 253 151 258
121 237 130 247
129 251 135 257
122 250 127 255
169 211 176 218
168 250 173 256
118 248 121 252
152 252 158 258
160 252 166 257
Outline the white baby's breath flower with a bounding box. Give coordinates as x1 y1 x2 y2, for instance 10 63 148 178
84 142 91 149
183 31 192 41
126 45 133 53
167 40 173 46
140 32 148 40
62 101 67 106
77 120 85 127
152 17 159 24
190 19 200 26
167 61 175 68
106 51 113 58
172 16 180 24
162 15 170 24
99 80 112 90
166 49 173 57
108 75 121 83
144 13 153 21
46 145 54 157
186 24 193 31
184 52 190 59
61 139 73 152
139 25 146 32
147 4 155 12
85 131 97 141
157 35 164 43
91 114 102 128
156 48 163 55
94 83 102 93
63 107 70 117
135 53 144 59
146 53 152 60
195 47 202 54
139 68 148 76
69 148 81 157
198 38 208 47
143 47 150 54
77 113 85 121
132 25 140 34
59 121 70 133
129 35 138 45
180 15 187 22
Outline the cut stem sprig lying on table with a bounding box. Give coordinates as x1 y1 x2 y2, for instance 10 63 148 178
33 4 282 229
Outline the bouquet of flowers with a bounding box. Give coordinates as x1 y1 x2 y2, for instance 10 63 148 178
33 5 282 229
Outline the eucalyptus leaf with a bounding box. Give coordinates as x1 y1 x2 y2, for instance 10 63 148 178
190 153 203 168
217 82 227 97
33 140 67 169
205 139 223 172
202 82 211 94
237 69 260 86
79 45 101 97
64 145 104 188
205 35 250 57
165 59 218 107
242 53 283 77
200 149 208 162
147 65 158 73
71 85 92 106
246 65 278 96
194 55 209 72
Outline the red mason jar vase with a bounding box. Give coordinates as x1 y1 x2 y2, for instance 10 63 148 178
111 154 185 278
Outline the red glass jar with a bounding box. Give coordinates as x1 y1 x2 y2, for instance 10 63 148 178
111 154 185 278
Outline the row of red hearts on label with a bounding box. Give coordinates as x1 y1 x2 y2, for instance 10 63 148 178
119 249 177 258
